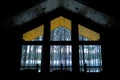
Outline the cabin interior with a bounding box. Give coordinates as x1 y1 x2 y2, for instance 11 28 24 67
1 0 120 80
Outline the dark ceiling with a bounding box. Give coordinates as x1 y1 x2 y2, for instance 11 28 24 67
76 0 120 20
0 0 120 21
0 0 45 21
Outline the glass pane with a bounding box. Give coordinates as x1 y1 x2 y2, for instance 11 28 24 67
23 25 44 41
79 45 102 72
78 24 100 41
79 35 91 41
50 45 72 72
50 27 71 41
20 45 42 72
32 36 43 41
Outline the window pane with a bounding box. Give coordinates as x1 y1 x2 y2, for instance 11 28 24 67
50 27 71 41
23 25 44 41
50 45 72 72
79 45 102 72
78 24 100 41
32 36 43 41
20 45 42 72
79 35 91 41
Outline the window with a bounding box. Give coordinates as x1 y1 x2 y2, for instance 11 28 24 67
20 45 42 72
21 25 44 72
78 24 102 72
50 16 72 72
79 45 102 72
50 45 72 72
20 16 102 73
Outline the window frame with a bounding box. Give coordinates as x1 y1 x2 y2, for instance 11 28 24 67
20 16 102 73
